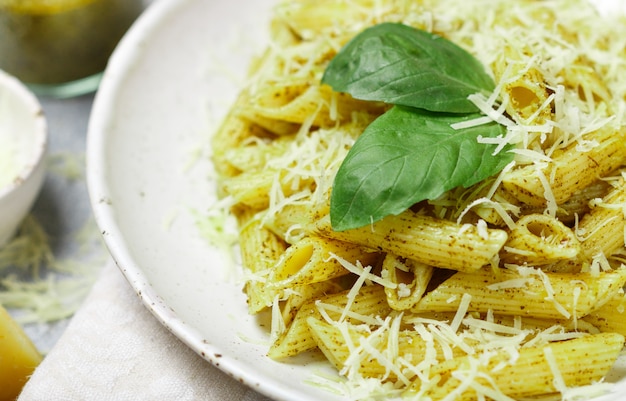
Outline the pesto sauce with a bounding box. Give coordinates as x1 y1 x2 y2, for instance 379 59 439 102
0 0 144 85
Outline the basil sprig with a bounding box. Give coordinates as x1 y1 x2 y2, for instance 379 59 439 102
322 22 513 231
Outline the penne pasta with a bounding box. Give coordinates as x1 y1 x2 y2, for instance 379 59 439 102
502 65 552 125
279 279 344 327
413 267 626 320
499 213 580 266
268 285 391 359
552 174 626 273
577 176 626 262
268 236 380 290
212 93 273 178
522 179 612 224
583 291 626 337
242 82 385 129
306 315 466 381
410 333 624 400
221 169 315 210
381 254 434 311
236 208 288 314
315 209 508 273
502 127 626 207
208 0 626 398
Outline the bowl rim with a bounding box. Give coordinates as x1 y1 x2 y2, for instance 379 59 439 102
0 69 48 199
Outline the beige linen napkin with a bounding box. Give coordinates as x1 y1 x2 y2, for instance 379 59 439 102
18 261 272 401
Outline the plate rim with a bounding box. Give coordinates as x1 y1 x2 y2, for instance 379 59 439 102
85 1 317 400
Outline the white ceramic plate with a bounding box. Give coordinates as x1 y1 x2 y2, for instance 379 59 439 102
87 0 626 400
87 0 343 400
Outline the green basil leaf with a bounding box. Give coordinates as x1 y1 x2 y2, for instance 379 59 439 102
322 22 494 113
330 106 512 231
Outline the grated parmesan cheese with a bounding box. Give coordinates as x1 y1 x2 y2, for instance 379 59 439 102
543 346 569 395
212 0 626 399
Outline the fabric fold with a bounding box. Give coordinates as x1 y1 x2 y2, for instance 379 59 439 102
18 261 271 401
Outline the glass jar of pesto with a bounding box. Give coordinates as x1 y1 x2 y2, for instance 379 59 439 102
0 0 145 98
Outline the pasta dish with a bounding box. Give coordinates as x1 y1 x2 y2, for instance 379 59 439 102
210 0 626 399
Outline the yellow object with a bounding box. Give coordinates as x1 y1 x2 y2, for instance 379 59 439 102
0 0 97 14
0 304 42 401
0 0 145 88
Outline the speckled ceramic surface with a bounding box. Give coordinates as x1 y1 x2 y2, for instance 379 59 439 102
0 69 47 247
87 1 343 400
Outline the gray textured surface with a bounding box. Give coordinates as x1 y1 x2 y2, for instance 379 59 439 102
35 95 95 255
19 93 107 354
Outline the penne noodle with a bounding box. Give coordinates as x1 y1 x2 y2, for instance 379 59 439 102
236 208 288 314
268 285 391 359
560 64 612 110
306 316 466 380
381 254 434 311
212 93 274 178
315 209 508 273
411 333 624 400
280 279 344 327
502 127 626 207
499 214 580 266
268 236 380 289
553 175 626 273
413 267 626 320
521 179 611 224
583 291 626 337
503 65 552 125
243 82 385 129
577 177 626 262
221 169 315 210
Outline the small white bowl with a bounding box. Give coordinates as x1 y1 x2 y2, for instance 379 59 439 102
0 69 47 247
